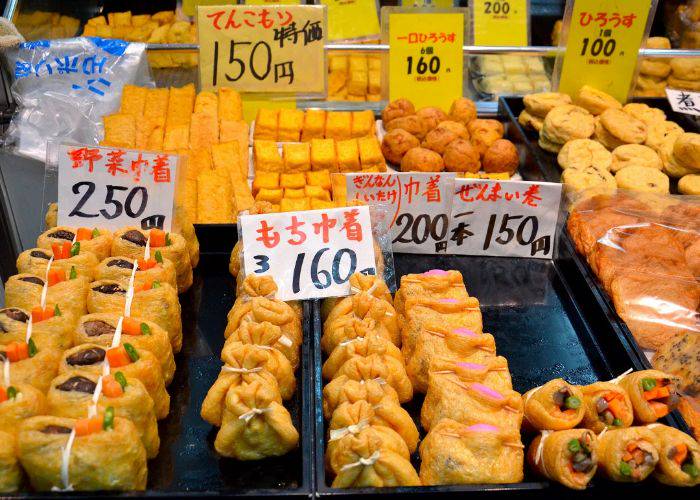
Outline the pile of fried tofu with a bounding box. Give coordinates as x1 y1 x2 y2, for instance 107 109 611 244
253 109 377 142
327 53 382 102
14 11 80 40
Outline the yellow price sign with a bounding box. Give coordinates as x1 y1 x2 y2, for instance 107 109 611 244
472 0 529 46
198 5 327 94
387 11 465 110
557 0 655 102
244 0 303 5
320 0 381 41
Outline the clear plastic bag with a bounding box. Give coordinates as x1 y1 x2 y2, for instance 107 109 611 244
3 37 153 161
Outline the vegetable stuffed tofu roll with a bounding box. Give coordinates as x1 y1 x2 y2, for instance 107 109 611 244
75 313 175 385
214 380 298 460
0 306 74 352
95 254 177 290
419 419 524 485
619 370 681 423
59 343 170 419
17 244 99 281
6 272 89 321
596 427 659 482
648 423 700 486
111 227 192 293
0 382 46 433
0 430 21 493
47 370 160 458
527 429 597 490
87 279 182 353
0 341 61 393
581 381 634 432
522 379 585 430
37 226 113 262
17 415 147 491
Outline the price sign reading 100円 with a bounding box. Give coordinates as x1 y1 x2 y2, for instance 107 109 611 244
388 12 465 111
197 4 327 94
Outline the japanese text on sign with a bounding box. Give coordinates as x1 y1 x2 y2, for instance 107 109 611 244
556 0 655 102
345 172 456 254
240 206 377 301
447 179 562 259
198 5 327 93
57 144 178 231
472 0 529 47
666 89 700 117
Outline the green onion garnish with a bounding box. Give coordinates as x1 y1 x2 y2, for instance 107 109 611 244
7 386 17 399
152 281 161 289
140 323 151 336
123 343 139 362
103 406 114 430
567 439 581 453
92 228 100 238
70 242 80 257
54 304 61 317
114 371 127 390
642 378 656 391
619 462 632 477
154 250 163 264
565 396 581 410
28 338 37 357
69 266 77 279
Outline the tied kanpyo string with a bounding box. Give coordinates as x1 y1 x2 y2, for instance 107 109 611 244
238 406 272 423
222 366 263 374
278 335 293 348
123 261 139 318
2 355 10 387
51 428 76 492
534 430 553 477
39 255 54 309
329 419 369 441
609 368 633 385
24 315 33 344
339 450 381 472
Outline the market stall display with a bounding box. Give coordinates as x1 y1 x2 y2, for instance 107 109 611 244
471 55 551 99
327 52 382 102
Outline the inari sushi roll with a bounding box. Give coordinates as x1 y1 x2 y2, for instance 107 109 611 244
17 245 99 281
0 430 21 492
95 254 177 290
74 313 175 385
595 427 659 482
87 279 182 353
5 272 89 321
0 306 74 352
0 382 47 431
58 343 170 420
17 415 147 491
37 226 113 262
47 370 160 458
0 340 62 393
111 227 192 293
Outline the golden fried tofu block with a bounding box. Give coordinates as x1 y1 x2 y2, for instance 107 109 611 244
358 136 385 169
351 110 375 138
194 91 218 120
347 70 368 96
336 139 360 173
184 148 212 181
131 14 151 27
152 11 176 25
256 188 284 204
328 71 347 96
310 138 338 172
197 170 233 223
87 15 106 26
284 188 305 199
325 112 352 140
301 109 326 142
280 197 311 212
178 178 197 223
368 56 381 71
306 170 332 190
135 118 160 150
483 172 511 180
329 55 348 72
212 140 239 177
189 112 219 149
82 25 97 36
103 113 136 148
163 125 189 151
254 109 279 141
283 143 311 173
232 175 254 214
367 94 382 102
94 25 112 38
305 185 331 201
252 172 280 194
254 140 283 173
144 88 169 128
219 119 250 178
130 23 157 42
113 11 132 27
147 24 169 43
349 56 368 73
310 198 336 210
278 109 304 142
280 173 306 190
368 70 381 95
331 172 347 205
218 87 243 121
166 83 195 128
361 165 386 173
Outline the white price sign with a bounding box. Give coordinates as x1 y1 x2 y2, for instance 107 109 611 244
57 144 178 231
666 88 700 116
345 172 456 254
240 206 377 301
447 178 562 258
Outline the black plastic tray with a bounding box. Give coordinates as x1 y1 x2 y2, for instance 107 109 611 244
312 250 690 497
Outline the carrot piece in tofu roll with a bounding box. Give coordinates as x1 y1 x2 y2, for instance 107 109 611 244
5 272 89 322
618 370 681 424
596 427 660 482
0 341 61 393
37 226 113 261
527 429 597 490
580 381 634 433
16 245 99 281
646 424 700 486
522 379 585 431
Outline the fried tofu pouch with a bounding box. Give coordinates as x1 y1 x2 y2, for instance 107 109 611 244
580 381 634 433
214 380 298 460
595 427 660 482
37 227 113 262
111 228 192 293
235 275 302 321
419 419 524 485
0 382 47 432
46 371 160 459
16 247 99 281
648 423 700 486
221 342 295 400
395 269 468 316
618 370 681 424
224 321 299 370
74 313 175 386
58 343 170 420
0 343 61 393
331 434 421 488
226 297 302 349
322 334 402 381
327 353 413 403
321 273 393 321
322 376 401 420
95 255 177 290
522 378 585 430
0 430 20 492
0 306 74 352
5 273 89 320
323 293 400 351
327 421 410 475
17 415 147 491
87 280 182 353
527 429 597 490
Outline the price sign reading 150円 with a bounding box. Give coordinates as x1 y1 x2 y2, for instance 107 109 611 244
388 11 464 111
198 4 327 94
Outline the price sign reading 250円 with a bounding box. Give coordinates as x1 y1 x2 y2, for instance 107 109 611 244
388 11 465 111
198 5 327 93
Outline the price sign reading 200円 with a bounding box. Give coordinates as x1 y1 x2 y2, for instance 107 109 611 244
198 4 327 93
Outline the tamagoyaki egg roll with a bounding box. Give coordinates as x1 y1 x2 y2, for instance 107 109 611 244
37 226 113 262
87 279 182 353
58 343 170 419
647 423 700 486
618 370 681 424
46 370 160 458
0 341 61 393
95 254 177 290
0 306 74 352
0 382 47 431
527 429 597 490
580 381 634 433
16 245 99 281
74 313 175 386
595 426 659 482
522 378 585 430
223 320 299 370
0 430 21 493
17 415 147 491
5 272 89 320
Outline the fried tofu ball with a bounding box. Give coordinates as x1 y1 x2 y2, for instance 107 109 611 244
381 128 421 165
416 106 448 131
443 138 481 173
449 97 477 125
482 139 519 174
400 147 445 172
381 98 416 124
467 118 504 137
385 115 428 140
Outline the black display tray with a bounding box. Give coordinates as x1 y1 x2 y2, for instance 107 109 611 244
312 251 690 497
